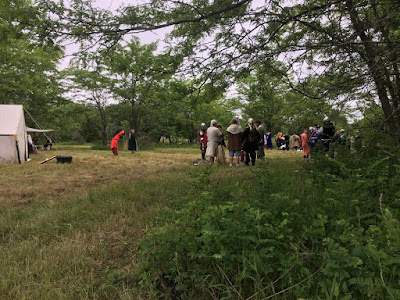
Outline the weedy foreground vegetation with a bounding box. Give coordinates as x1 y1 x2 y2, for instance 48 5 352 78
0 145 399 299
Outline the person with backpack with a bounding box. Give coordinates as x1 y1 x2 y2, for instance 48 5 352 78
242 118 260 166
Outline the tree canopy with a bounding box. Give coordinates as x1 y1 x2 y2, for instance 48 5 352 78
44 0 399 141
1 0 400 144
0 0 65 121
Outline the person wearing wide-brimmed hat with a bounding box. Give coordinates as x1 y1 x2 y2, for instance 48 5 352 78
338 129 347 146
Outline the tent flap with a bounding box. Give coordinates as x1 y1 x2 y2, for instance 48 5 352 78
26 127 53 133
0 105 27 164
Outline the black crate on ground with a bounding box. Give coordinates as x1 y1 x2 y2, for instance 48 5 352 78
56 156 73 164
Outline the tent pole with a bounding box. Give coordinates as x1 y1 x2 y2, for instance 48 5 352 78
14 135 21 164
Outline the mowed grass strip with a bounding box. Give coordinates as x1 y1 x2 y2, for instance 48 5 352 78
0 145 198 205
0 147 303 299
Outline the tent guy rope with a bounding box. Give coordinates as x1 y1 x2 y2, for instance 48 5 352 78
23 108 62 156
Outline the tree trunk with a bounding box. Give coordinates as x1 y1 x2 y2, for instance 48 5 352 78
102 123 107 146
130 100 138 130
95 101 108 146
346 0 400 143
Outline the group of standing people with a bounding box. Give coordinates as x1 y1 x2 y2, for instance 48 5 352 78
287 118 362 159
200 118 266 167
109 117 362 162
304 117 337 159
200 116 363 164
300 120 362 159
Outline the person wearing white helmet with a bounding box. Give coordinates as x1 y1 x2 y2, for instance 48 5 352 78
227 118 243 168
199 122 207 160
205 119 222 163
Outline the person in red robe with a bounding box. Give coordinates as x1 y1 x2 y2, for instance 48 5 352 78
301 129 309 159
111 130 125 156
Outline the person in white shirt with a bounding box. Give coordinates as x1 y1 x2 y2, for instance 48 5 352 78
205 119 222 164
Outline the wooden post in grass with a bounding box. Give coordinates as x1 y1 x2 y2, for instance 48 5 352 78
39 156 57 164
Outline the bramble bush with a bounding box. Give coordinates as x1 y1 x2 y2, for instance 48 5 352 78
138 145 400 299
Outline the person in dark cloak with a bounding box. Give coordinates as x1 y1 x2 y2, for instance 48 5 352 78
284 132 290 151
319 116 336 158
266 132 273 149
242 118 260 166
128 129 138 153
256 120 265 160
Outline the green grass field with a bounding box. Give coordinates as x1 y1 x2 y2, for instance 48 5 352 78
0 146 303 299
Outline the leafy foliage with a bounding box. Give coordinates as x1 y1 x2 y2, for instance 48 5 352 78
0 0 65 117
50 0 400 143
139 147 400 299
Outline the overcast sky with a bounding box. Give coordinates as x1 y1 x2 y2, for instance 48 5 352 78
60 0 175 69
60 0 266 67
94 0 170 45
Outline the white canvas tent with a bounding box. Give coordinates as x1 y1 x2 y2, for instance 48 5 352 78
0 105 28 164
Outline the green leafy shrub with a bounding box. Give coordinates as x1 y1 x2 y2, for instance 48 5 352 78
138 147 400 299
139 175 304 299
